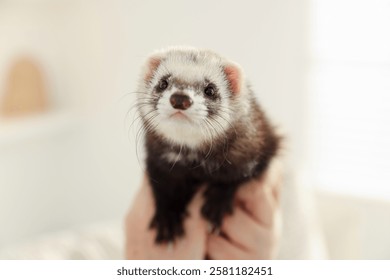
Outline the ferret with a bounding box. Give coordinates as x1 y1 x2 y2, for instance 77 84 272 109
136 46 281 243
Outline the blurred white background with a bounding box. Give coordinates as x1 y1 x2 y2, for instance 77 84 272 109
0 0 389 259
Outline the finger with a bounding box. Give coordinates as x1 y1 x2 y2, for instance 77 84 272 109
160 189 207 259
235 158 283 227
263 159 283 205
236 174 278 206
125 175 163 259
125 176 151 234
221 207 267 251
180 189 207 246
236 180 276 227
207 234 248 260
187 187 205 220
236 159 282 208
266 165 282 206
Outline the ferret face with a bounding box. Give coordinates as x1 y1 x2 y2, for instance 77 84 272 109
137 47 247 148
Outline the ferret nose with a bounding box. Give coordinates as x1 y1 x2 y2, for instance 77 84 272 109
169 93 193 110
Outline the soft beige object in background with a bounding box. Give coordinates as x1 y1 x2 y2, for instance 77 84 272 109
1 57 48 117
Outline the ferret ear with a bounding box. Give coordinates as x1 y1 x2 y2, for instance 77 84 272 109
144 55 162 82
224 63 243 96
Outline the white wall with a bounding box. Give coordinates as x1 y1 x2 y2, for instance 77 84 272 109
317 191 390 259
0 0 309 248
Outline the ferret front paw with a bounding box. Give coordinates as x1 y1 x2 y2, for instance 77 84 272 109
149 210 187 243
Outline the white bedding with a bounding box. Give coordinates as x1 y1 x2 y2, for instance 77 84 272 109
0 221 124 260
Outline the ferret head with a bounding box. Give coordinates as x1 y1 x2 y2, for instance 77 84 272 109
137 46 249 148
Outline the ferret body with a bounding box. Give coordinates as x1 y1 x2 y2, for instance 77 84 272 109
136 46 280 243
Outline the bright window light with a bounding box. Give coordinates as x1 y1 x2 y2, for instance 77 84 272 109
309 0 390 199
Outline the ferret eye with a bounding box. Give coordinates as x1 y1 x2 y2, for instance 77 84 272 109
204 84 216 97
158 79 169 91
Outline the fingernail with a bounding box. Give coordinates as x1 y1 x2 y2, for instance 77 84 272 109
207 222 213 233
167 241 174 252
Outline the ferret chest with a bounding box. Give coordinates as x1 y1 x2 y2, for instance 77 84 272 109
159 147 257 177
161 150 203 165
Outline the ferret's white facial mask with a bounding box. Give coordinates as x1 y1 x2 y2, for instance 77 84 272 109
137 47 245 148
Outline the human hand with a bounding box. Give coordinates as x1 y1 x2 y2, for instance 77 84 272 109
207 163 283 259
125 175 208 259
